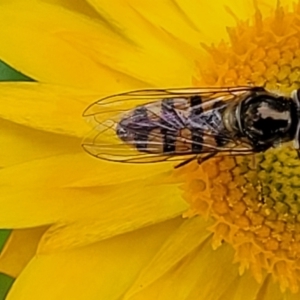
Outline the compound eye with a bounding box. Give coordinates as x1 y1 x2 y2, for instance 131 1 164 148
242 96 291 143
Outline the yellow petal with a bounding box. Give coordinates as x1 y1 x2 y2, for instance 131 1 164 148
174 0 253 42
253 276 299 300
124 217 213 299
39 0 105 20
0 153 187 251
92 1 202 51
175 0 295 44
0 82 95 137
0 118 80 167
218 272 265 300
0 2 148 91
0 151 178 189
80 0 198 86
38 179 187 252
6 218 183 300
0 227 48 277
127 242 238 300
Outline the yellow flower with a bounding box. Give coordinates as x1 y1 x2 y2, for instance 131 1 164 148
1 0 300 299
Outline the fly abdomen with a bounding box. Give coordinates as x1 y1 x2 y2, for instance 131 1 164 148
189 95 204 152
116 105 153 150
188 98 228 151
161 98 177 153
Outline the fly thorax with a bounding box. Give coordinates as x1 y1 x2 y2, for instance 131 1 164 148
291 89 300 149
240 93 295 147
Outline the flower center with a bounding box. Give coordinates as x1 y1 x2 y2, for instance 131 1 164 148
183 3 300 293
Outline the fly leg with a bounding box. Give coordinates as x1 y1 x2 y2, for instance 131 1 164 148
174 155 197 169
174 152 217 169
197 152 217 165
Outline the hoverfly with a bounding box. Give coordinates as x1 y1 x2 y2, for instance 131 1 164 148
82 86 300 168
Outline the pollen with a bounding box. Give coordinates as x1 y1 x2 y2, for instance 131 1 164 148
184 2 300 293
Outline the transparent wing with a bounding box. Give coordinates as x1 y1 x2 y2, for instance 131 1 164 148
83 86 258 120
82 113 197 164
82 86 261 165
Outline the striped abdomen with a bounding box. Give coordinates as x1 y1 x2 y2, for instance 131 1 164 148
116 96 228 154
